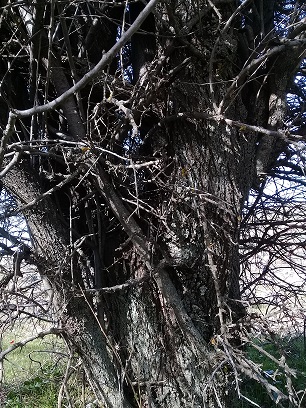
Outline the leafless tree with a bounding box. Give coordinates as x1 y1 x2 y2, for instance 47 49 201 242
0 0 306 406
241 175 306 324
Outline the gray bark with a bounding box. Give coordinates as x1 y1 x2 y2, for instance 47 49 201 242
1 0 305 407
2 164 132 408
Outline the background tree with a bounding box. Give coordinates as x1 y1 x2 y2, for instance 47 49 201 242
0 0 306 406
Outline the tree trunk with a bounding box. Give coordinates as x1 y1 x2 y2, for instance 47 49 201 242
99 70 255 408
1 0 305 406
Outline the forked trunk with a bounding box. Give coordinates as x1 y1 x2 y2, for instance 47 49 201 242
2 0 302 406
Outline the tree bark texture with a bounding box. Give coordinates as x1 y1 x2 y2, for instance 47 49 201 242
1 0 305 406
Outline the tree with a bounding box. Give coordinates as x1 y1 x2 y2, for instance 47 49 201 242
0 0 305 406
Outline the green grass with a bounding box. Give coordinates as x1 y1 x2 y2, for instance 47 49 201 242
238 335 306 407
1 327 95 408
2 331 64 382
2 327 306 407
1 329 65 408
4 365 61 408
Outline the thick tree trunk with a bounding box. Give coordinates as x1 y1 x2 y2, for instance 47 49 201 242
2 0 304 407
2 164 133 407
95 7 258 405
102 105 253 406
3 123 249 407
3 7 253 408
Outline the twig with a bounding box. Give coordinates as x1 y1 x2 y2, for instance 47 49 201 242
0 152 21 178
0 112 17 169
57 351 73 408
84 275 150 294
16 167 84 213
0 327 64 361
11 0 161 119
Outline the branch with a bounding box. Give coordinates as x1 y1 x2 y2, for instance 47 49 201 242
208 0 254 113
0 152 21 178
219 39 306 114
0 112 17 169
91 161 208 353
0 226 29 249
150 111 303 142
84 275 150 294
0 327 64 361
11 0 160 119
5 167 83 217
